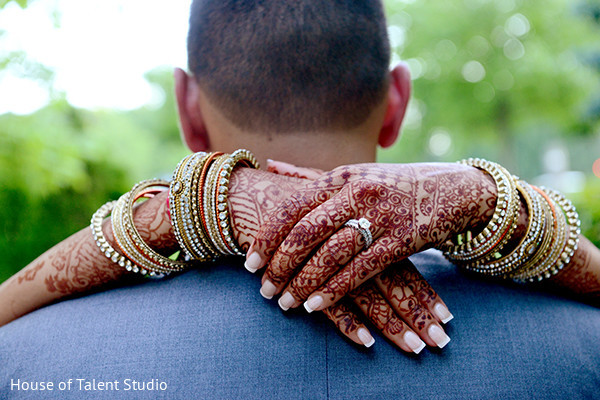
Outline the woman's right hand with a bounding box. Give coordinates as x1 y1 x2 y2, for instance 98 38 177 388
324 258 452 353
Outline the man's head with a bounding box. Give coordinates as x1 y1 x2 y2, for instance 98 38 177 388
175 0 411 168
187 0 390 134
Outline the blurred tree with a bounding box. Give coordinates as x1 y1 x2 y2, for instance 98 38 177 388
380 0 600 179
0 68 187 282
0 0 29 8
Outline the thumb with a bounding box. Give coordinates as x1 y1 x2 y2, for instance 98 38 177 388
266 159 325 180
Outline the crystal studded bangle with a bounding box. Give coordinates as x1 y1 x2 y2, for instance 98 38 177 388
91 200 138 272
169 152 218 261
212 149 260 255
443 158 520 265
511 186 580 283
457 180 544 277
111 179 189 275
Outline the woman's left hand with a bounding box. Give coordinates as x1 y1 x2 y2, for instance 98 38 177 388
248 160 457 351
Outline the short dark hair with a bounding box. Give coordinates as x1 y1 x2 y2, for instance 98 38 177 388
188 0 391 133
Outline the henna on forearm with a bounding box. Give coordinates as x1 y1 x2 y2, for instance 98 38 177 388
546 236 600 303
0 190 175 326
228 168 308 250
0 168 307 326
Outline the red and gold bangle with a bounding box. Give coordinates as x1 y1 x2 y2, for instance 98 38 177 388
169 152 217 261
111 179 189 275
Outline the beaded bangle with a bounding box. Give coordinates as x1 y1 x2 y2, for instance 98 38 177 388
213 149 260 255
203 154 232 255
169 152 217 261
459 180 544 277
512 186 580 283
443 158 520 264
91 200 139 273
111 179 189 275
192 152 222 258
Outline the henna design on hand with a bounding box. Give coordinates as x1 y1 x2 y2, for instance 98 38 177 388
375 267 433 331
322 301 362 337
348 281 406 336
253 163 497 308
285 227 365 301
229 169 309 251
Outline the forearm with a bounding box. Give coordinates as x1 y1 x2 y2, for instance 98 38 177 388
0 168 305 327
547 236 600 303
0 190 176 326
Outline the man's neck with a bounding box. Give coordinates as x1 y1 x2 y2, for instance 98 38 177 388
213 130 378 171
198 88 383 170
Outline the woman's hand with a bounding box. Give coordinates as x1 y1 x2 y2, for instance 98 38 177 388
324 259 453 352
247 161 457 352
245 162 496 313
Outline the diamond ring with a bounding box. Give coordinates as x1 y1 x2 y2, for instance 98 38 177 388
344 218 373 249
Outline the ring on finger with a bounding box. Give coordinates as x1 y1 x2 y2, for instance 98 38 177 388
344 218 373 249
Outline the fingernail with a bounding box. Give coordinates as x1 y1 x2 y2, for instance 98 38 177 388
434 302 454 324
278 292 295 311
260 280 277 299
428 324 451 349
303 295 323 313
404 331 426 354
357 328 375 348
244 252 262 273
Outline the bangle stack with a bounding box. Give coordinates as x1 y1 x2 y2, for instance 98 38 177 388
90 149 259 277
442 158 581 283
91 179 188 276
169 149 259 261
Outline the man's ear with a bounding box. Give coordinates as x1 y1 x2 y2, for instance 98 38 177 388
378 63 412 149
174 68 210 152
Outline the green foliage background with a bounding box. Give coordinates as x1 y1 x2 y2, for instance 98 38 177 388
0 0 599 284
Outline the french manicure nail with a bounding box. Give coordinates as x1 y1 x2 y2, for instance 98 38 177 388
260 280 276 299
357 328 375 348
428 324 451 349
303 295 323 313
434 302 454 324
278 292 295 311
404 331 426 354
244 252 262 273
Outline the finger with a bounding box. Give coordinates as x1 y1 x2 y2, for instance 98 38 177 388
347 281 426 354
303 236 406 312
266 159 325 180
322 300 375 348
395 259 454 324
374 263 451 349
244 176 343 273
259 184 368 296
276 223 384 310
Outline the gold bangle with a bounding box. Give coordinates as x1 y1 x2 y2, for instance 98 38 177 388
168 149 260 262
443 158 519 266
112 179 189 275
510 186 557 280
91 200 138 272
461 180 544 277
192 152 222 258
512 186 580 283
170 152 217 261
213 149 260 255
